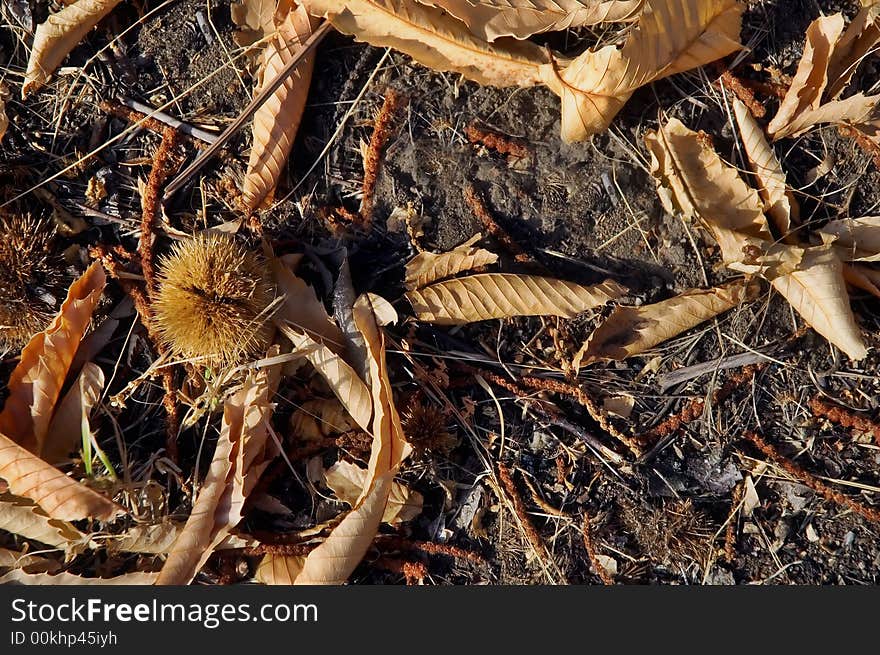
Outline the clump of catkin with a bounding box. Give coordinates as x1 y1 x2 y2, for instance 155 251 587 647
0 215 66 350
153 234 277 365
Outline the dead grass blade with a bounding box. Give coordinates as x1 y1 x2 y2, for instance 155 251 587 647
23 0 123 97
0 430 123 522
732 98 798 235
155 367 278 585
43 362 104 465
572 279 757 368
407 273 626 325
420 0 644 40
404 233 499 290
0 494 86 549
539 0 744 141
0 261 107 456
0 570 157 585
241 5 317 212
301 0 549 87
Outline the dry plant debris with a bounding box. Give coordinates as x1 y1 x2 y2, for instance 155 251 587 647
3 0 880 587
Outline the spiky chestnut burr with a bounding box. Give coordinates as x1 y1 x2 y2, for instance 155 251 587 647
0 215 66 350
152 234 277 365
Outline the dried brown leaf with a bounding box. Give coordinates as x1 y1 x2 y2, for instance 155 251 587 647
0 261 107 456
155 367 278 585
283 327 373 432
231 0 283 46
0 494 86 549
0 431 122 522
255 553 306 584
0 569 157 585
290 399 358 443
301 0 549 86
770 245 867 360
42 362 104 465
539 0 743 141
0 83 8 142
404 233 499 290
292 294 411 585
572 279 757 368
241 6 317 212
819 216 880 261
325 459 423 524
0 548 61 572
407 273 626 325
23 0 122 97
732 98 799 235
420 0 644 40
827 8 880 99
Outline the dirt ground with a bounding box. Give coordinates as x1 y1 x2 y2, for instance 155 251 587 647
2 0 880 584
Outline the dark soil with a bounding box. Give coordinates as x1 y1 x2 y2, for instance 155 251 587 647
2 0 880 585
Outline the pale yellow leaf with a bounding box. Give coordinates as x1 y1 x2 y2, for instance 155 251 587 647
404 233 499 290
291 293 411 585
255 553 305 584
231 0 283 46
767 14 844 137
731 98 798 235
0 261 107 456
23 0 123 97
572 279 757 368
0 494 86 548
770 245 866 360
771 92 880 140
539 0 743 141
42 362 104 465
407 273 626 325
241 6 317 212
0 431 123 522
0 569 157 585
268 247 346 347
420 0 644 40
290 399 358 443
645 117 769 267
0 548 60 572
301 0 549 87
325 460 423 524
818 216 880 261
283 326 373 432
294 472 393 584
827 8 880 99
155 368 278 585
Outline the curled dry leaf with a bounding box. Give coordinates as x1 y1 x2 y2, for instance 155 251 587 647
0 430 123 522
282 326 373 432
43 362 105 465
0 548 61 573
241 5 317 212
731 98 799 236
404 233 499 290
539 0 743 141
325 459 423 524
768 12 880 140
231 0 282 47
290 398 358 443
0 570 157 585
301 0 549 87
0 261 107 456
572 279 758 369
155 366 279 585
420 0 644 40
23 0 122 97
827 7 880 99
0 494 86 549
292 294 411 585
646 117 867 360
407 273 626 325
770 245 867 360
255 553 306 584
819 216 880 261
